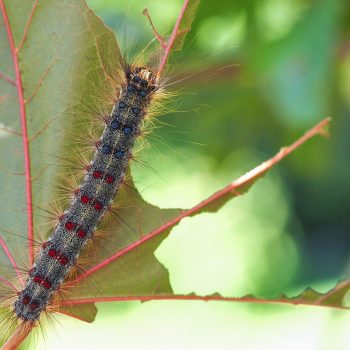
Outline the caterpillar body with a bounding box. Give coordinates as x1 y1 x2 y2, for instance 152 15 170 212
13 65 158 321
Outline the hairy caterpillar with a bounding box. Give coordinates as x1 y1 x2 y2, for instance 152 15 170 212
14 64 159 321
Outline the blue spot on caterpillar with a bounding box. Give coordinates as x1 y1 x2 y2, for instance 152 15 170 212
110 119 120 130
101 144 112 155
114 149 125 159
119 101 127 109
131 107 140 114
13 64 158 321
123 126 132 135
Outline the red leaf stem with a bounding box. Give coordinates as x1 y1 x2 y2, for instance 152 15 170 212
157 0 190 77
0 275 18 292
72 117 331 285
0 236 24 288
59 292 344 310
0 71 16 86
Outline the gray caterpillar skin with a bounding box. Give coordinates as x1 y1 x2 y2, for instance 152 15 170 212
14 65 158 321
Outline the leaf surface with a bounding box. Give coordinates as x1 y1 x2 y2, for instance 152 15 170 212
171 0 200 51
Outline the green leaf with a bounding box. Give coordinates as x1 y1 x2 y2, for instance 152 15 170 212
253 0 340 127
172 0 200 51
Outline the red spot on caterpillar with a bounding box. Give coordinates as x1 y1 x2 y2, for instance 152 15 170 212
59 214 65 221
92 170 102 179
74 188 80 196
22 296 30 305
42 241 48 249
65 222 75 230
93 201 103 211
81 195 90 204
48 249 57 258
105 175 115 184
30 302 39 310
59 256 69 265
33 275 42 283
42 280 52 289
34 275 52 289
77 229 86 238
48 248 69 265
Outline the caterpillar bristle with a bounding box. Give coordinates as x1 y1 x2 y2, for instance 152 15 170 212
61 104 110 132
49 178 80 208
53 151 91 175
58 263 103 299
72 133 101 152
33 202 65 234
89 229 115 254
117 172 134 189
56 176 80 196
58 121 105 147
60 265 80 285
62 107 109 130
130 153 155 172
100 203 125 228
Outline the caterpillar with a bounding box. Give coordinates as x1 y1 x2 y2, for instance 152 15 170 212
13 64 159 321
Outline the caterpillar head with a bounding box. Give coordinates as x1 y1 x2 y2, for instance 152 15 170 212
127 66 158 95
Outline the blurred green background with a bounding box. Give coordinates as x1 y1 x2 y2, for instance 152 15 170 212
39 0 350 349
